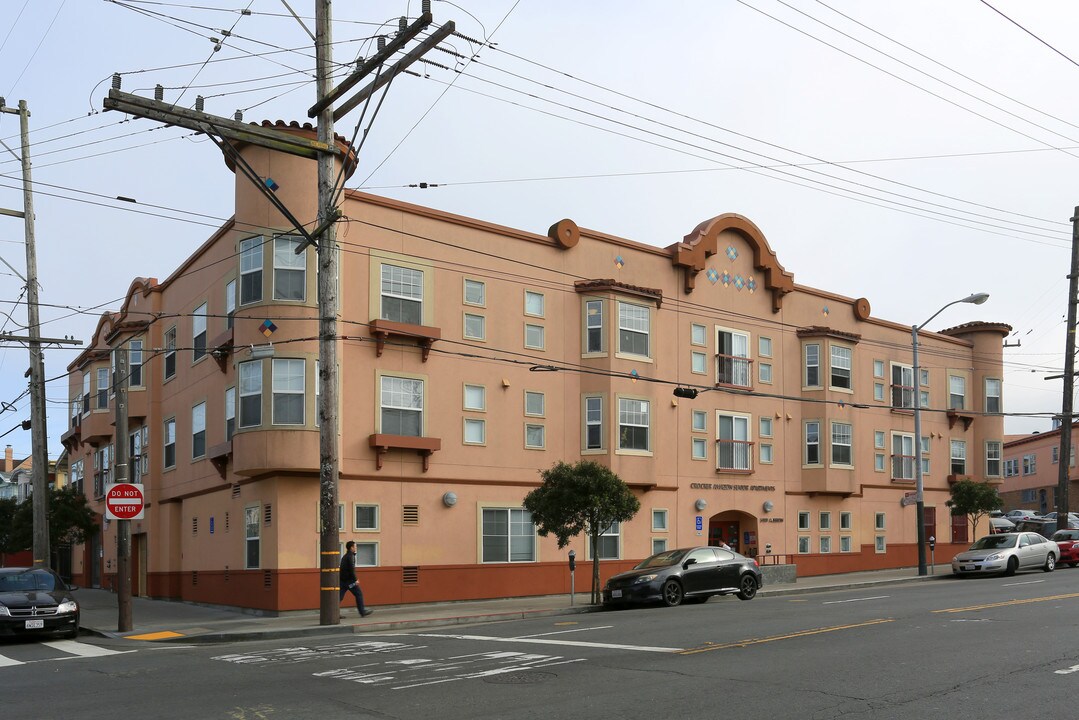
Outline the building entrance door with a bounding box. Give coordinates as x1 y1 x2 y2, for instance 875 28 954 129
708 520 741 552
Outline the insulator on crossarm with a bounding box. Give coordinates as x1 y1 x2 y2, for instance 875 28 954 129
234 110 243 122
422 0 431 13
154 84 163 101
196 95 204 112
111 73 122 90
399 16 406 32
378 36 386 51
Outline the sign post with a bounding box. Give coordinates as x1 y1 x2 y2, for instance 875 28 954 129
105 483 145 521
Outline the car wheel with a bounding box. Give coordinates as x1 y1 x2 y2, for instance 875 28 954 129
1044 553 1057 572
661 579 683 607
1004 556 1019 576
737 574 758 601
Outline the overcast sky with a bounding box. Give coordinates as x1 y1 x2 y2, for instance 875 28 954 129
0 0 1073 461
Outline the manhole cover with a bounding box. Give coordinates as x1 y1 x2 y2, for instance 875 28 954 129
483 671 555 685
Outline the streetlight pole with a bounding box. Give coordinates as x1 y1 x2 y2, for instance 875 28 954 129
912 292 989 576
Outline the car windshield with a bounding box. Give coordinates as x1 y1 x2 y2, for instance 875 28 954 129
968 535 1018 550
1053 530 1079 541
0 570 60 592
634 549 687 569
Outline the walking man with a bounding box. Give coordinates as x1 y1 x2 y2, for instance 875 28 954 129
339 541 373 618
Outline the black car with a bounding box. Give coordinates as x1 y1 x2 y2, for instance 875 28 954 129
602 546 763 607
0 567 80 639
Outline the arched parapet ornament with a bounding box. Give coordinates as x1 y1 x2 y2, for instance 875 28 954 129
668 213 794 312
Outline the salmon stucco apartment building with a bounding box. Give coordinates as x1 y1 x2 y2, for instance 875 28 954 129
59 122 1010 612
1000 423 1079 513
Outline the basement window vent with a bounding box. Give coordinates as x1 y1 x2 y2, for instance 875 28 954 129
264 503 272 526
192 571 198 586
402 566 419 584
403 505 419 524
192 517 198 535
231 484 241 499
263 570 272 589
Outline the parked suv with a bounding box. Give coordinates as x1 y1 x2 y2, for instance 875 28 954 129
1051 528 1079 567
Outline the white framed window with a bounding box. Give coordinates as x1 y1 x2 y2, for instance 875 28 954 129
585 396 603 450
805 421 821 465
691 323 707 346
192 402 206 459
245 504 260 569
525 423 546 449
804 343 820 387
892 432 915 480
797 511 810 530
691 351 707 374
874 431 886 449
463 313 486 340
464 418 486 444
239 236 263 305
875 536 886 553
873 360 884 378
164 417 176 469
96 367 109 410
81 372 90 415
759 362 773 384
692 437 707 459
164 327 176 380
820 536 831 554
875 513 886 531
874 383 884 402
760 443 773 464
524 290 545 317
819 511 831 530
524 391 545 417
595 522 620 560
951 439 967 475
717 413 751 471
920 389 930 408
524 323 545 350
798 537 810 554
652 538 668 554
759 336 772 357
840 511 852 530
272 358 305 425
585 299 605 354
226 279 236 329
875 453 885 472
692 410 707 433
355 542 378 567
239 360 262 428
652 509 668 531
985 378 1001 414
919 368 930 387
949 375 966 410
464 384 486 411
831 422 852 466
717 329 751 388
891 363 914 409
1023 453 1037 474
986 440 1002 477
617 302 650 357
481 508 535 563
840 536 852 553
464 278 486 306
192 302 208 362
381 376 423 436
354 504 379 531
225 386 236 441
618 397 650 452
129 339 144 387
273 235 306 301
380 263 423 325
759 416 773 437
830 345 852 390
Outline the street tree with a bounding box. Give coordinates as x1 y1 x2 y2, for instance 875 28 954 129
945 479 1002 540
523 460 641 604
0 488 97 568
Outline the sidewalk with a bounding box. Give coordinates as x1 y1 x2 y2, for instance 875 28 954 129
77 564 953 644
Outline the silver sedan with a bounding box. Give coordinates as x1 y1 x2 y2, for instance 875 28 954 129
952 532 1058 577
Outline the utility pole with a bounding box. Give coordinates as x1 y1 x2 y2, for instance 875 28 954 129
314 0 341 627
113 347 132 631
0 99 50 568
1059 209 1079 521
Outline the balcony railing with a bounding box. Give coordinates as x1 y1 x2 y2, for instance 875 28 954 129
891 454 915 481
716 439 753 472
716 355 752 389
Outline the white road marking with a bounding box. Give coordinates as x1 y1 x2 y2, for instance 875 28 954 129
1002 580 1045 587
1056 664 1079 675
42 640 127 657
416 633 681 653
0 654 23 668
822 596 889 605
514 625 614 639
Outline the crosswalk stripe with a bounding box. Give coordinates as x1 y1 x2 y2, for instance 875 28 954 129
41 640 125 657
0 654 24 668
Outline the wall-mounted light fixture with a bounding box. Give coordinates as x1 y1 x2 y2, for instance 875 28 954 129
695 498 707 511
763 501 774 513
442 491 458 507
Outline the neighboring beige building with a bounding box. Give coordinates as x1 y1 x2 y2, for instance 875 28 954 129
1001 424 1078 513
60 123 1010 611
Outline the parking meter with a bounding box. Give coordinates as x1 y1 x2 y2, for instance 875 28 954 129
928 536 936 575
568 549 576 571
929 536 935 551
568 550 576 605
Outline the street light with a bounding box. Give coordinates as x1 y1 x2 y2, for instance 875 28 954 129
912 292 989 576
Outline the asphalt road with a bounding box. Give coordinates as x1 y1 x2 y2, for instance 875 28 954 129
5 567 1079 719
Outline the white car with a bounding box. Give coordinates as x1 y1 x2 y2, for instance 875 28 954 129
952 532 1058 577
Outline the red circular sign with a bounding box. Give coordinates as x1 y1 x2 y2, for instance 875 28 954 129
106 483 144 520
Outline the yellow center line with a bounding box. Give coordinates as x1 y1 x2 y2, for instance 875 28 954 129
678 618 894 655
934 592 1079 613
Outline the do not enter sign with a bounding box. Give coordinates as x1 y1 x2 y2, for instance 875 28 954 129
105 483 145 520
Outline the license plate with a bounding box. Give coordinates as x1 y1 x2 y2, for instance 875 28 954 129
611 589 622 598
964 566 976 571
25 619 44 629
